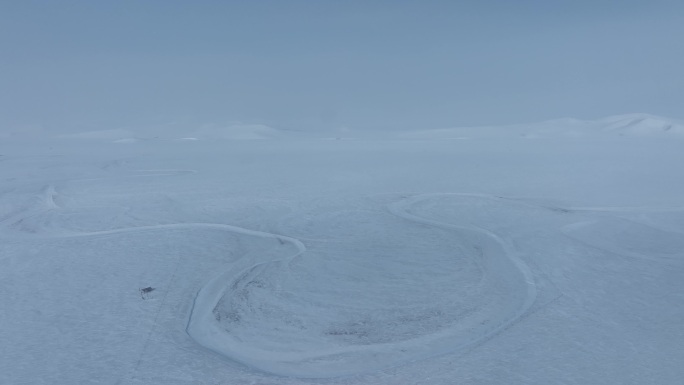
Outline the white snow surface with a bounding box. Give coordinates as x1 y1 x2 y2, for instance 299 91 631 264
1 116 683 384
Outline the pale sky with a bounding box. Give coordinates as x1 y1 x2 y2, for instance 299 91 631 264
1 1 683 132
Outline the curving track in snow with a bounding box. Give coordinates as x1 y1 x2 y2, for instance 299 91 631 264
184 193 538 378
3 181 539 378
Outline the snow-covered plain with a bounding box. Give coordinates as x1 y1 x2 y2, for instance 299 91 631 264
1 115 683 384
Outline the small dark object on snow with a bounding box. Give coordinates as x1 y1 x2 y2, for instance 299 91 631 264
140 286 155 299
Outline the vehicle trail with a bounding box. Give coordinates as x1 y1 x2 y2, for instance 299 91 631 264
3 182 542 378
182 193 540 378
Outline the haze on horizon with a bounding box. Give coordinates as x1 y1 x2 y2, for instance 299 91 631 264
1 0 683 134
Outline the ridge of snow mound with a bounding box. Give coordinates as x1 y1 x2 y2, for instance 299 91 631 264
399 114 683 140
112 138 142 143
61 129 136 140
597 113 684 136
398 119 590 140
192 124 282 140
53 123 285 141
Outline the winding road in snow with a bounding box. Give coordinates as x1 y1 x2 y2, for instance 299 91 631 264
17 171 680 378
1 179 541 378
184 193 539 377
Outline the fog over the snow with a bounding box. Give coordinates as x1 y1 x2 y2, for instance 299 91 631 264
3 3 684 384
1 1 683 134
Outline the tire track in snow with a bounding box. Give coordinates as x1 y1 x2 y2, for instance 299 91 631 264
183 194 539 378
4 218 306 379
1 180 306 380
6 181 539 378
387 194 538 348
82 195 537 378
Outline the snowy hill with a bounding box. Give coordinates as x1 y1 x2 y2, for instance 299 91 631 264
597 114 684 136
399 114 684 140
60 128 139 141
189 123 284 140
50 123 288 143
17 114 683 143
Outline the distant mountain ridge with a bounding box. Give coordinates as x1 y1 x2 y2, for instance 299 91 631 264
597 114 684 136
400 113 684 140
5 113 682 141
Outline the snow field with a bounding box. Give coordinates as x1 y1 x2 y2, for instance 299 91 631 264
1 134 683 384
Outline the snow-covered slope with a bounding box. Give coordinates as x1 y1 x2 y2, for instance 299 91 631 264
189 123 285 140
26 113 684 143
49 123 287 143
400 113 684 139
1 120 683 384
60 128 138 140
597 113 684 136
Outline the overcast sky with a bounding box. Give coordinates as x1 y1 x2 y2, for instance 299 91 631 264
1 1 683 132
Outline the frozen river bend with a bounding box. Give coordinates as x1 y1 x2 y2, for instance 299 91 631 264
1 133 683 384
